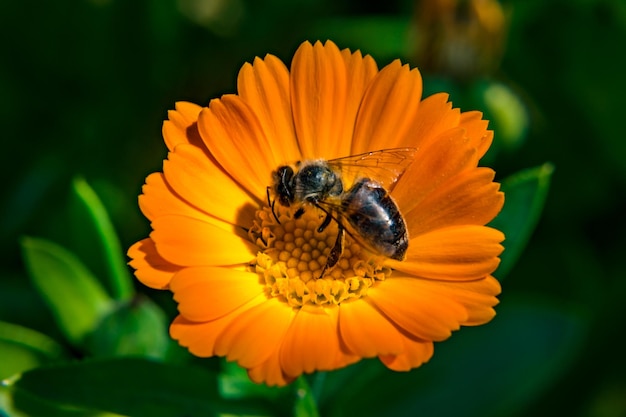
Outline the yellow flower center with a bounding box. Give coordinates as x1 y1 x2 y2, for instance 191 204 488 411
248 206 391 307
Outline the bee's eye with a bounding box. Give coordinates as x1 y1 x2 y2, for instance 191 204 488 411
278 166 294 183
274 166 295 206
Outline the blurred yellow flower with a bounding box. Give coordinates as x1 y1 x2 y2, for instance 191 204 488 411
128 40 504 386
413 0 507 78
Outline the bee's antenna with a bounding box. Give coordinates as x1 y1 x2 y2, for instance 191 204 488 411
267 187 281 224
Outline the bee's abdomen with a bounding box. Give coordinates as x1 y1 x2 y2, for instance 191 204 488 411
343 179 409 260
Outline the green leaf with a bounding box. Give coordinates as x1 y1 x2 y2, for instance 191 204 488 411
6 358 274 417
320 298 587 417
293 376 320 417
490 163 554 279
1 382 127 417
69 177 134 301
218 360 285 401
0 321 67 379
85 295 169 359
218 363 321 417
19 237 113 346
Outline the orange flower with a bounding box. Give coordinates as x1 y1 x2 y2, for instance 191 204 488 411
128 40 504 386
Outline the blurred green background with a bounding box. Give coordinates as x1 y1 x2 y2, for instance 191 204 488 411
2 0 626 416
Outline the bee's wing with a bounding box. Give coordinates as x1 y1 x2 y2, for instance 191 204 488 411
327 147 416 191
313 198 378 255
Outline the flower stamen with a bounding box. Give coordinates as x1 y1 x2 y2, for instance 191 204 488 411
249 206 390 307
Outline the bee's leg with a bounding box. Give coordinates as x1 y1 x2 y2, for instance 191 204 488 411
317 211 333 233
267 187 281 224
319 223 345 278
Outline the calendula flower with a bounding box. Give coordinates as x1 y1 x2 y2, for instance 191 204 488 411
128 40 504 386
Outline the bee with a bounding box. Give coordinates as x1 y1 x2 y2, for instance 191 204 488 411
269 148 416 277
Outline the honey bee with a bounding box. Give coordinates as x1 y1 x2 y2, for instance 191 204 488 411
269 148 416 277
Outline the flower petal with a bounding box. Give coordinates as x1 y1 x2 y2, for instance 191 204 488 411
290 40 344 159
169 295 266 358
404 168 504 236
150 215 257 266
367 277 469 341
170 267 263 322
127 238 180 289
378 335 434 371
139 173 212 222
237 54 301 164
392 126 476 213
339 299 404 357
459 110 493 161
163 143 258 226
162 101 204 151
198 95 276 200
443 275 501 325
215 297 295 368
280 305 357 375
248 348 294 387
341 48 379 154
389 225 504 281
291 40 375 159
352 60 423 153
170 315 232 357
407 92 461 149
